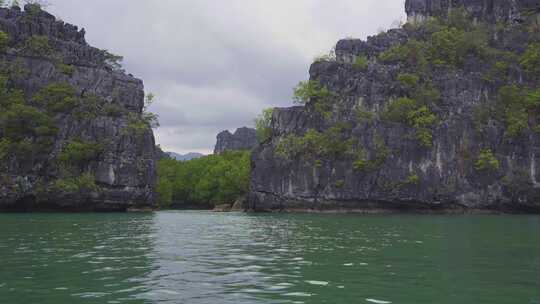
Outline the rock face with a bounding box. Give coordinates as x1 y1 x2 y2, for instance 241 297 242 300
0 5 156 211
214 127 258 154
249 1 540 213
405 0 539 24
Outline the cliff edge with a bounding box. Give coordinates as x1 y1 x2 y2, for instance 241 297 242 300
0 4 157 211
249 0 540 213
214 127 257 154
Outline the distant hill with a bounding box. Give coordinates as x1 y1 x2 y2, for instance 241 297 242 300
214 127 258 154
167 152 205 161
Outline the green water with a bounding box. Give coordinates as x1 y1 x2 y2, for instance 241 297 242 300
0 212 539 304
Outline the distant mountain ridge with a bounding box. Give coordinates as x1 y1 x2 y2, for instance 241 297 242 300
167 152 205 161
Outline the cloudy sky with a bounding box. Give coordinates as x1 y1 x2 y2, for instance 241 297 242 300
47 0 405 154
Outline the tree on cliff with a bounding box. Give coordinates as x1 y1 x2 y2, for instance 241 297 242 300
254 108 273 143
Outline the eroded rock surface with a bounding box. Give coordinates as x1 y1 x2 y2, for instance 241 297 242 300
0 5 156 211
249 1 540 213
214 127 257 154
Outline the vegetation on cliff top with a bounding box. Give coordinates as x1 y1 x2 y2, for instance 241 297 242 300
280 5 539 174
254 108 273 143
0 22 159 201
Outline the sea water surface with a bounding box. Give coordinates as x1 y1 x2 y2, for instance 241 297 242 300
0 211 539 304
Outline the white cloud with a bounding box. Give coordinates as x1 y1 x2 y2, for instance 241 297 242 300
48 0 405 154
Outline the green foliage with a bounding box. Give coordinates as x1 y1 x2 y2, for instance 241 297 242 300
0 31 9 52
472 104 492 134
407 106 438 147
371 136 390 168
379 40 427 68
275 125 353 161
156 178 173 208
352 137 389 172
334 180 345 188
52 178 79 193
33 82 77 113
505 109 529 138
0 58 30 83
0 75 58 159
57 63 75 76
353 55 368 70
428 27 466 66
103 103 124 117
484 57 514 83
24 2 46 15
520 43 540 76
73 94 103 120
381 10 490 69
475 149 500 171
254 108 273 143
122 93 160 136
0 103 54 140
526 89 540 108
24 35 52 56
447 7 473 30
499 84 526 107
156 151 250 207
52 173 99 194
275 133 302 159
498 85 530 137
58 140 103 169
125 113 151 136
103 50 123 70
404 173 420 185
0 76 25 108
353 158 368 171
382 97 418 123
293 80 334 117
0 138 10 160
413 82 441 105
397 73 420 89
383 98 438 147
355 103 374 122
293 80 332 104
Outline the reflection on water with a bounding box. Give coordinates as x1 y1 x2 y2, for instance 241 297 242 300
0 213 155 304
0 212 539 304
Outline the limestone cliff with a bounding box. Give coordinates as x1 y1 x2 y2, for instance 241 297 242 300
0 5 156 211
214 127 257 154
249 0 540 212
405 0 539 24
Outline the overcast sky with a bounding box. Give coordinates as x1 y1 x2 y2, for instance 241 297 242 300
47 0 405 154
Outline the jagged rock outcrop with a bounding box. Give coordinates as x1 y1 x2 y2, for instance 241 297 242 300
249 1 540 213
0 5 156 211
214 127 257 154
405 0 540 24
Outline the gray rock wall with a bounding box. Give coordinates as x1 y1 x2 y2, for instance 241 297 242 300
214 127 257 154
249 2 540 213
405 0 539 24
0 5 156 211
